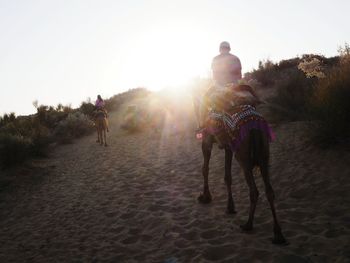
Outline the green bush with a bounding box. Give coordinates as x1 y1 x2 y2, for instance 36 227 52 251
0 114 53 167
79 102 95 117
250 59 278 87
0 112 16 128
54 112 94 142
0 134 33 168
35 105 69 129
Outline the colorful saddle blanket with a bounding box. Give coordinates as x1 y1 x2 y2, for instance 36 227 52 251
205 105 275 151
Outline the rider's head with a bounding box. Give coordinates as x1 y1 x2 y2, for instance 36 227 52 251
219 41 231 54
97 95 102 101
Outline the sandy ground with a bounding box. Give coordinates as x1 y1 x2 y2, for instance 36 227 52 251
0 100 349 262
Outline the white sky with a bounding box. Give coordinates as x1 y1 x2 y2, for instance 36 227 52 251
1 0 349 115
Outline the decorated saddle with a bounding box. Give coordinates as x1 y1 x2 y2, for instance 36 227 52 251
202 84 274 151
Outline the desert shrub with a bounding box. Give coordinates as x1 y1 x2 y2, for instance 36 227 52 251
79 102 95 117
277 57 301 71
250 59 278 87
104 88 151 112
54 112 94 142
0 113 16 128
120 105 147 133
298 57 326 79
0 117 52 160
0 134 33 168
310 57 350 144
267 69 315 121
28 122 52 156
34 104 69 129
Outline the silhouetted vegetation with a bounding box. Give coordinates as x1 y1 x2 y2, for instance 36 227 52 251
104 87 151 112
310 49 350 145
246 44 350 146
0 88 150 168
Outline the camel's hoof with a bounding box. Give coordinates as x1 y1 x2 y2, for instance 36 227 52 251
240 223 253 232
272 233 288 245
198 193 212 204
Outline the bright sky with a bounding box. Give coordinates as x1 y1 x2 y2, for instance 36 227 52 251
1 0 349 115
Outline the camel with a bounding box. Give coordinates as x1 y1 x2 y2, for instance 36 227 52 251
196 84 287 244
95 109 108 147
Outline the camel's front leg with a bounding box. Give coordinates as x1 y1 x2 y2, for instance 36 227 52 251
225 148 236 214
198 136 213 204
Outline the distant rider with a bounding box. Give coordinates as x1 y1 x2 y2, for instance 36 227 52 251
95 95 105 109
95 95 109 132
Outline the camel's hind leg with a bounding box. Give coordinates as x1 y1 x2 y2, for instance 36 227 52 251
103 119 108 146
198 135 213 204
99 128 103 145
260 164 287 244
96 123 100 143
235 139 259 231
240 166 259 231
225 148 236 214
103 128 107 146
97 122 103 146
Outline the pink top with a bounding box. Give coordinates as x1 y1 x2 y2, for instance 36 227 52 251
95 99 105 108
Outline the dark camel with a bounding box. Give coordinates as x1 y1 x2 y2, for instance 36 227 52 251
197 86 286 244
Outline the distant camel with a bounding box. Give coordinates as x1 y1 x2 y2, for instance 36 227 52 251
95 109 108 147
197 85 286 244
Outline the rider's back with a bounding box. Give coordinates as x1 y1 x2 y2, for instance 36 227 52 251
212 53 242 86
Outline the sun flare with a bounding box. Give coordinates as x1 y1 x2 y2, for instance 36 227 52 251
118 23 214 92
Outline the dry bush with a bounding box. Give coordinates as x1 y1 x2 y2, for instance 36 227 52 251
79 102 95 118
104 88 151 112
0 134 33 168
267 69 315 121
310 57 350 145
54 112 94 143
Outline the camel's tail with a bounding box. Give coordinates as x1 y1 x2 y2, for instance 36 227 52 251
249 129 269 168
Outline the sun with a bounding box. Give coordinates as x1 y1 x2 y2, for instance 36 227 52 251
118 23 213 92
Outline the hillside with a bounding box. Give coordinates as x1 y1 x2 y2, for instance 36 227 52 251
0 93 349 262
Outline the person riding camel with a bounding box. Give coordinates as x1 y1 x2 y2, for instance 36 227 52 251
212 41 242 87
196 41 263 148
95 95 109 132
95 95 105 109
199 42 261 127
211 41 260 102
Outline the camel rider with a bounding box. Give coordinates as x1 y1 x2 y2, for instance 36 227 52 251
95 95 109 132
198 42 242 128
198 41 259 129
212 41 260 99
212 41 242 87
95 95 105 109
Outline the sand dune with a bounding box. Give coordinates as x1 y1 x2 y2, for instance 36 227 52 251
0 102 349 262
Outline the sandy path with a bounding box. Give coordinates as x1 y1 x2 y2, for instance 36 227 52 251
0 104 349 262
